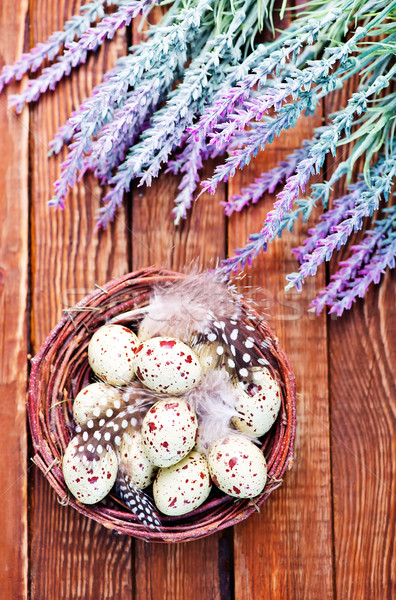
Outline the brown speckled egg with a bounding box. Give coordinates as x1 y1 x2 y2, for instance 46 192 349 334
118 430 157 489
134 337 202 394
207 436 267 498
62 436 118 504
141 398 198 467
233 367 282 437
72 382 123 427
153 451 212 516
88 324 139 386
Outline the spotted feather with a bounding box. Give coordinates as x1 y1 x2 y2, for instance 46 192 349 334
116 470 162 530
202 314 271 377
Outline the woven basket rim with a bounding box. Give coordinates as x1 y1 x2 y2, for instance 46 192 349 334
27 267 296 543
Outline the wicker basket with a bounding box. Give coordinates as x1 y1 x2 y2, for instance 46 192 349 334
28 267 296 542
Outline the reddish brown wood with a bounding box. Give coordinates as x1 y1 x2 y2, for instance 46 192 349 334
28 2 133 598
326 81 396 599
329 275 396 600
0 1 29 598
228 121 335 598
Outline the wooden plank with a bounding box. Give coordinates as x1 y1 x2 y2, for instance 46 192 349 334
329 274 396 599
326 82 396 598
0 1 29 598
228 120 335 598
131 168 231 598
29 2 133 598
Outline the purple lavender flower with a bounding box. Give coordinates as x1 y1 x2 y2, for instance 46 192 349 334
286 155 396 291
202 92 317 197
220 70 395 278
292 178 368 261
49 0 211 210
171 134 210 224
224 140 314 216
8 0 159 112
88 53 185 180
189 7 345 142
0 0 110 93
207 29 360 153
98 7 246 227
311 206 396 315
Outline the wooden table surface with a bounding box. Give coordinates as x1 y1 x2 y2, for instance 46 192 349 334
0 1 395 599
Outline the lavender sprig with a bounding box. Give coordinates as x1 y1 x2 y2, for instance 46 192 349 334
202 91 318 196
224 140 314 216
88 49 187 180
98 7 246 226
49 0 212 209
311 206 396 315
292 180 367 261
292 155 390 261
207 29 361 152
189 5 348 142
171 134 210 224
0 0 111 93
286 154 396 291
219 69 395 277
9 0 159 113
202 39 388 198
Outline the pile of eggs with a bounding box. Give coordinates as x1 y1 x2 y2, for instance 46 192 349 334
62 323 282 517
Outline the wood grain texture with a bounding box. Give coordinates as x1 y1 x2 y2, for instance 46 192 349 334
228 121 335 599
0 1 29 598
131 167 231 599
29 2 133 598
329 275 396 600
326 80 396 599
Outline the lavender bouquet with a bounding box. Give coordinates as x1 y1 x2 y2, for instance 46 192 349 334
2 0 395 316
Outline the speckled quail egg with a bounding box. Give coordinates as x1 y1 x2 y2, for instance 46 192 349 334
88 324 140 386
72 382 123 427
207 435 267 498
118 429 157 489
134 337 202 394
62 435 118 504
232 367 282 437
192 341 223 373
153 450 212 516
141 398 198 467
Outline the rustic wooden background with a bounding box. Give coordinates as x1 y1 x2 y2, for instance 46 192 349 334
0 1 395 598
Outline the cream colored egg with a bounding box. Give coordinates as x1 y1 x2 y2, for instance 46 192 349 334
118 430 157 489
88 324 139 386
141 398 198 467
134 337 202 394
72 382 123 426
62 436 118 504
193 342 223 373
153 451 211 516
207 436 266 498
232 367 282 437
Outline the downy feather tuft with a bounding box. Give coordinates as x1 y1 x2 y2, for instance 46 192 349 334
137 270 239 342
184 370 256 454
